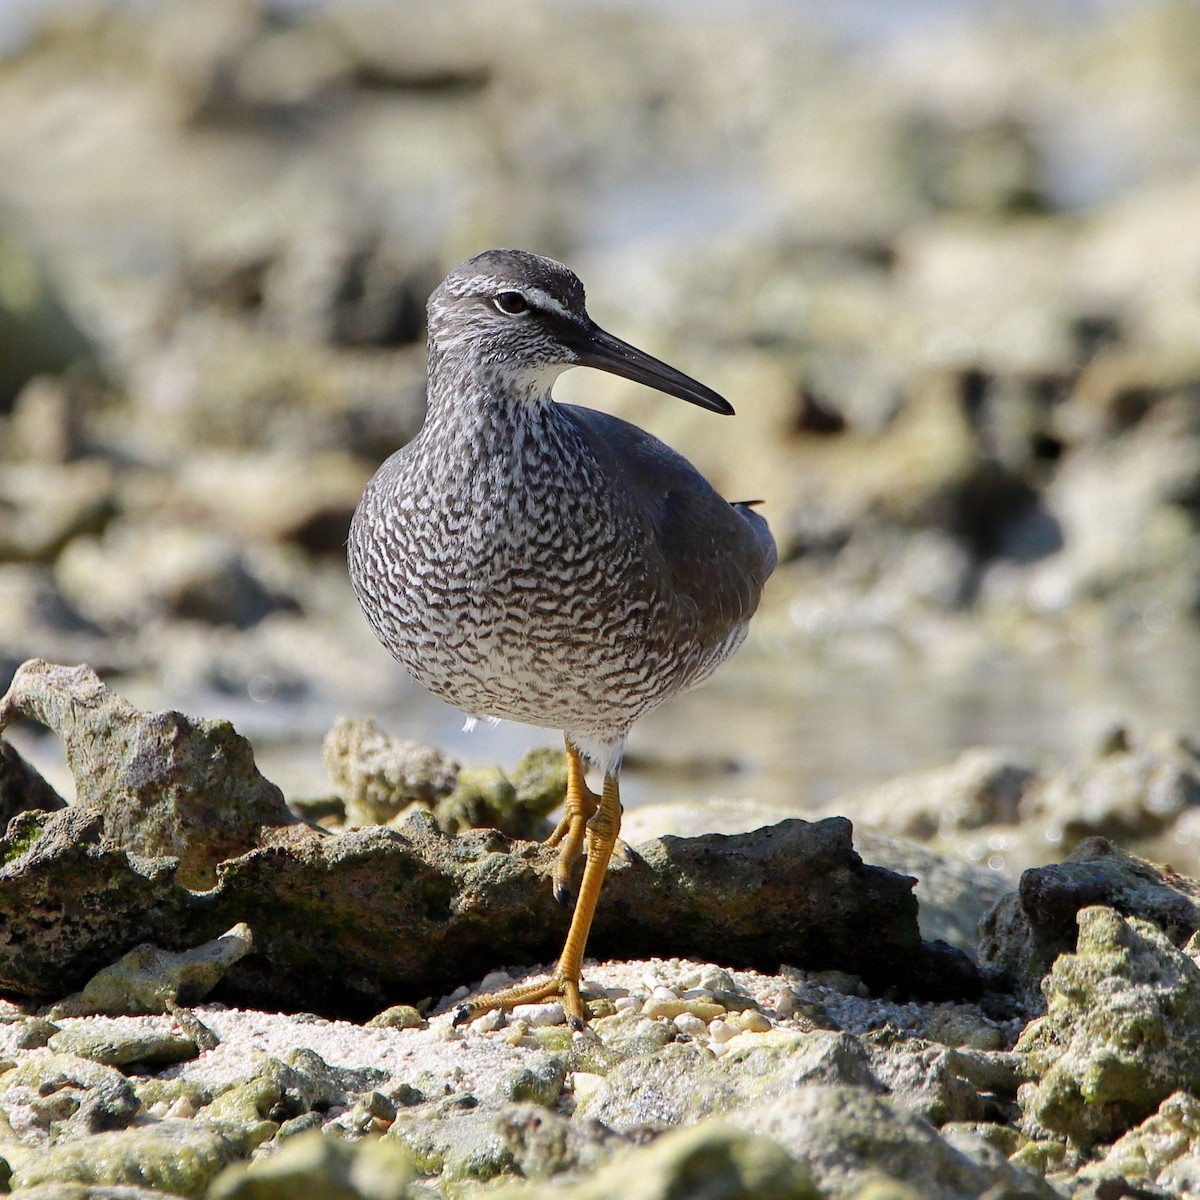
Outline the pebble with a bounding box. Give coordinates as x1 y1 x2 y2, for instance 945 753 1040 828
479 971 513 991
614 996 641 1012
736 1010 772 1034
166 1095 197 1119
643 998 726 1022
511 1002 564 1028
651 986 679 1001
570 1072 605 1102
471 1009 505 1033
708 1019 739 1045
673 1013 708 1038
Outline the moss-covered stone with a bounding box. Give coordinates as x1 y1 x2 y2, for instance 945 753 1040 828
134 1076 212 1118
203 1050 387 1151
5 1185 179 1200
208 1129 411 1200
493 1102 625 1181
324 716 458 827
490 1120 817 1200
387 1099 518 1183
48 1022 198 1067
0 660 302 889
579 1031 886 1130
9 1119 243 1196
13 1016 60 1049
49 925 252 1018
980 838 1200 1003
436 747 568 840
497 1054 566 1107
1017 905 1200 1148
366 1006 427 1031
0 810 52 868
1080 1090 1200 1195
508 748 570 823
735 1086 1058 1200
0 1050 140 1140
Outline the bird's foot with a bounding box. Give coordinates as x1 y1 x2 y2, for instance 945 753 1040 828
452 971 591 1032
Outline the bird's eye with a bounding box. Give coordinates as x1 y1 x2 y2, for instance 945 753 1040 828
493 291 529 315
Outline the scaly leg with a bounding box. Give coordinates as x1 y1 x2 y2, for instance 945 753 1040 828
454 770 622 1031
543 738 599 903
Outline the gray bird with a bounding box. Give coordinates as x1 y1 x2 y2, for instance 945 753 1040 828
348 248 776 1028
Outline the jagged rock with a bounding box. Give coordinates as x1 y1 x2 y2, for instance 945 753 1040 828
0 462 116 565
54 522 297 631
0 664 978 1014
854 830 1013 953
0 659 305 888
388 1095 520 1184
1019 733 1200 853
4 1183 179 1200
1017 906 1200 1149
325 717 566 839
0 739 65 826
8 1119 244 1195
0 1050 140 1141
207 1129 412 1200
578 1028 1013 1134
732 1085 1058 1200
202 1050 387 1148
488 1120 817 1200
494 1104 626 1181
978 838 1200 1001
46 1024 198 1068
1079 1091 1200 1197
324 716 459 825
841 749 1037 842
49 925 253 1018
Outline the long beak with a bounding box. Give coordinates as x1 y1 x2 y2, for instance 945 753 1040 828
572 323 734 415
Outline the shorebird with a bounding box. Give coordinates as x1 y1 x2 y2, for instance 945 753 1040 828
348 248 775 1029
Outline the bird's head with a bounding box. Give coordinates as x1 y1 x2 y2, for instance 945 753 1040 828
427 249 733 413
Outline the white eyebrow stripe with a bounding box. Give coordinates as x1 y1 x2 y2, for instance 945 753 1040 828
525 287 569 318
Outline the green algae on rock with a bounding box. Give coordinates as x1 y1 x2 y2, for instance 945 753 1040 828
1017 905 1200 1148
8 1119 244 1196
733 1085 1058 1200
49 925 253 1019
0 660 303 889
489 1120 818 1200
0 1049 139 1141
207 1129 412 1200
577 1027 1014 1135
1079 1090 1200 1196
47 1023 199 1068
324 716 459 826
0 665 978 1014
325 715 567 839
980 838 1200 1003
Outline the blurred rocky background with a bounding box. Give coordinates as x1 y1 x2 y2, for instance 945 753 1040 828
1 0 1199 879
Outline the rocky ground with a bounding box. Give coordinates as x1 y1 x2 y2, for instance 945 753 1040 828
3 0 1200 1197
3 661 1200 1198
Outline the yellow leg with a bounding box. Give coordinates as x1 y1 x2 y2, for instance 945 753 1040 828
454 771 622 1031
543 739 599 903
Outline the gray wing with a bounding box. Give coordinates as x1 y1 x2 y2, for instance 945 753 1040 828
561 404 776 646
